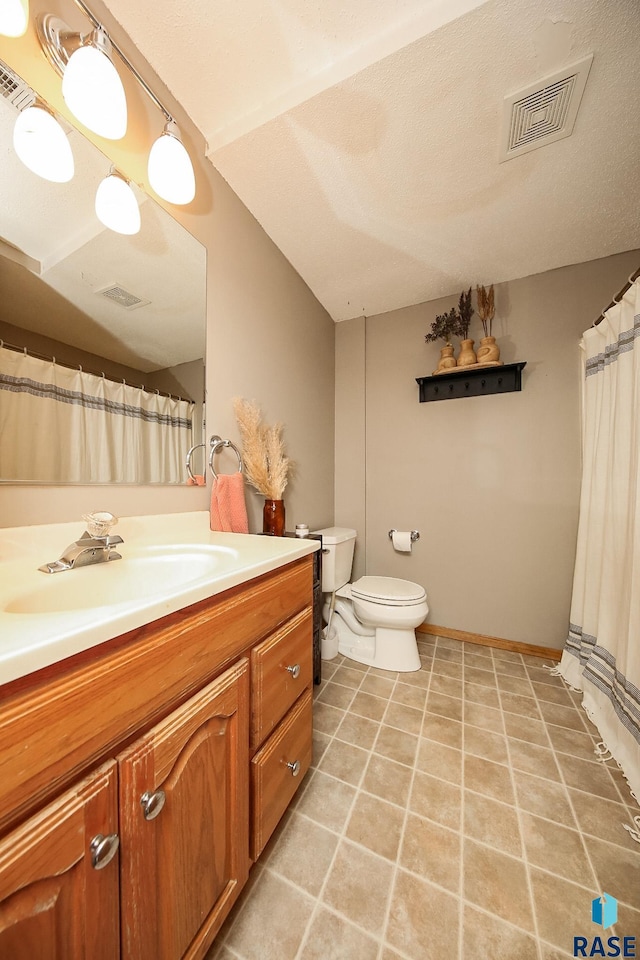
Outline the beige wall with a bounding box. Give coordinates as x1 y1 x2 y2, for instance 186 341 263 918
0 2 335 530
336 250 639 649
335 317 366 578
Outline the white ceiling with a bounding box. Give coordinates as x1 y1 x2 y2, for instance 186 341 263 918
103 0 640 321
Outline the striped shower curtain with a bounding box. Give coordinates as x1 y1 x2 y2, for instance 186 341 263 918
0 347 194 483
556 277 640 802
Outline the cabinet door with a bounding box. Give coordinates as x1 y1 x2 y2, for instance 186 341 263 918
0 761 119 960
119 659 250 960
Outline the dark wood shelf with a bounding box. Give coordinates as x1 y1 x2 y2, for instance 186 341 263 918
416 362 527 402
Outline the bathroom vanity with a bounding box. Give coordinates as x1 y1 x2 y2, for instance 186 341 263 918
0 513 318 959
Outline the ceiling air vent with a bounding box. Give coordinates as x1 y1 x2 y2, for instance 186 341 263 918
0 58 35 111
500 55 593 161
95 283 150 311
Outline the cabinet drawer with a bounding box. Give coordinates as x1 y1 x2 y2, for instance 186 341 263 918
250 690 312 860
250 609 312 749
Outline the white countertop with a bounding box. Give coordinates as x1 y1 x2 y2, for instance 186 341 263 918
0 511 319 686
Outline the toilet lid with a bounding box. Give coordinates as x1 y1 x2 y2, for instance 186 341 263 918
351 576 426 605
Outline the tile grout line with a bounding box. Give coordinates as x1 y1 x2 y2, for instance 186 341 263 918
292 662 404 960
375 647 435 959
545 724 607 902
491 650 544 960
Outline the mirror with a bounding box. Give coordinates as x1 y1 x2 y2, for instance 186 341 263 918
0 58 206 484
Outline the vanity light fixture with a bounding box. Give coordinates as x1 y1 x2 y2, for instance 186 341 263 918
0 0 28 38
95 169 140 235
62 26 127 139
13 100 74 182
148 120 196 205
37 2 196 203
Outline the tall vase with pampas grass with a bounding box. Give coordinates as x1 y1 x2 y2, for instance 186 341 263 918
456 287 477 366
476 284 502 364
233 397 291 536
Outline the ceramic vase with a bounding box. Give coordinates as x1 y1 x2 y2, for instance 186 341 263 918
477 335 501 364
457 339 477 366
433 344 457 375
263 498 285 536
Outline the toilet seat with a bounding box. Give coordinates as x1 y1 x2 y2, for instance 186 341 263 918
351 576 426 606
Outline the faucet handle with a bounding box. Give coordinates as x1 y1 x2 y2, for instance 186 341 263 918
82 511 118 538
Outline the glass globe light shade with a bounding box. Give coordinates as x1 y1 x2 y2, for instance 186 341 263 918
0 0 28 37
62 28 127 140
95 172 140 235
13 104 74 183
148 120 195 205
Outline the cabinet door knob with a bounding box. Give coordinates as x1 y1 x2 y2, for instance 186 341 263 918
286 663 301 680
90 833 120 870
140 788 166 821
286 760 301 777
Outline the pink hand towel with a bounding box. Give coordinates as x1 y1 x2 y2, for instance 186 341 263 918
210 472 249 533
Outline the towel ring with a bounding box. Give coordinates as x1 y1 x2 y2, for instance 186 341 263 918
185 442 206 481
209 435 243 479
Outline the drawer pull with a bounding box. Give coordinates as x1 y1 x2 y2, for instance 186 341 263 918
90 833 120 870
286 663 301 680
286 759 301 777
140 789 166 821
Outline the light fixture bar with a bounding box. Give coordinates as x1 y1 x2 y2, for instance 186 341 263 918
36 1 196 203
71 0 172 122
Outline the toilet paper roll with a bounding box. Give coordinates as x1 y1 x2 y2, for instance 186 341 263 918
392 530 413 553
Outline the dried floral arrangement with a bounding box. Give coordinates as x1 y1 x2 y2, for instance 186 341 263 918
233 397 291 499
476 284 495 337
424 307 460 345
457 288 474 340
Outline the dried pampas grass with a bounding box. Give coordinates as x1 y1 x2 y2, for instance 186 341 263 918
233 398 291 499
476 284 495 337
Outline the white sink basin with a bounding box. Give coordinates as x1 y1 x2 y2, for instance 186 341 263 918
4 545 239 615
0 512 320 687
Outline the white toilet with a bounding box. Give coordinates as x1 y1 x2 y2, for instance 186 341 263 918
313 527 428 673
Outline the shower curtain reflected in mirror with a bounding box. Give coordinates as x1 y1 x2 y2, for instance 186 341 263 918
0 346 194 483
556 277 640 805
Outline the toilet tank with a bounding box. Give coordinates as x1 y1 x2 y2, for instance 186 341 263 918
312 527 356 592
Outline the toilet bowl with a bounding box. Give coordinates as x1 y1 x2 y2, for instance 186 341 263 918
313 527 428 673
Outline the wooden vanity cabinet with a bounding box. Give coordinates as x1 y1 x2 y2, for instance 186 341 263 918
0 554 314 960
0 761 119 960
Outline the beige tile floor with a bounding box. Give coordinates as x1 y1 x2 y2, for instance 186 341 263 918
209 635 640 960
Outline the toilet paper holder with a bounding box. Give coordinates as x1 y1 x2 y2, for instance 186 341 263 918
388 529 420 542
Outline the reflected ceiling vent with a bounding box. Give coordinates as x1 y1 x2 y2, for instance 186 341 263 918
95 283 150 311
0 57 34 111
500 55 593 162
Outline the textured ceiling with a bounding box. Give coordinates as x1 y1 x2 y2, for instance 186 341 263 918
104 0 640 320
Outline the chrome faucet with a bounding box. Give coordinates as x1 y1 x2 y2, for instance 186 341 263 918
39 534 124 574
39 511 124 574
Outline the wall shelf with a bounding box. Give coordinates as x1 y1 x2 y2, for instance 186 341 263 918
416 362 527 402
